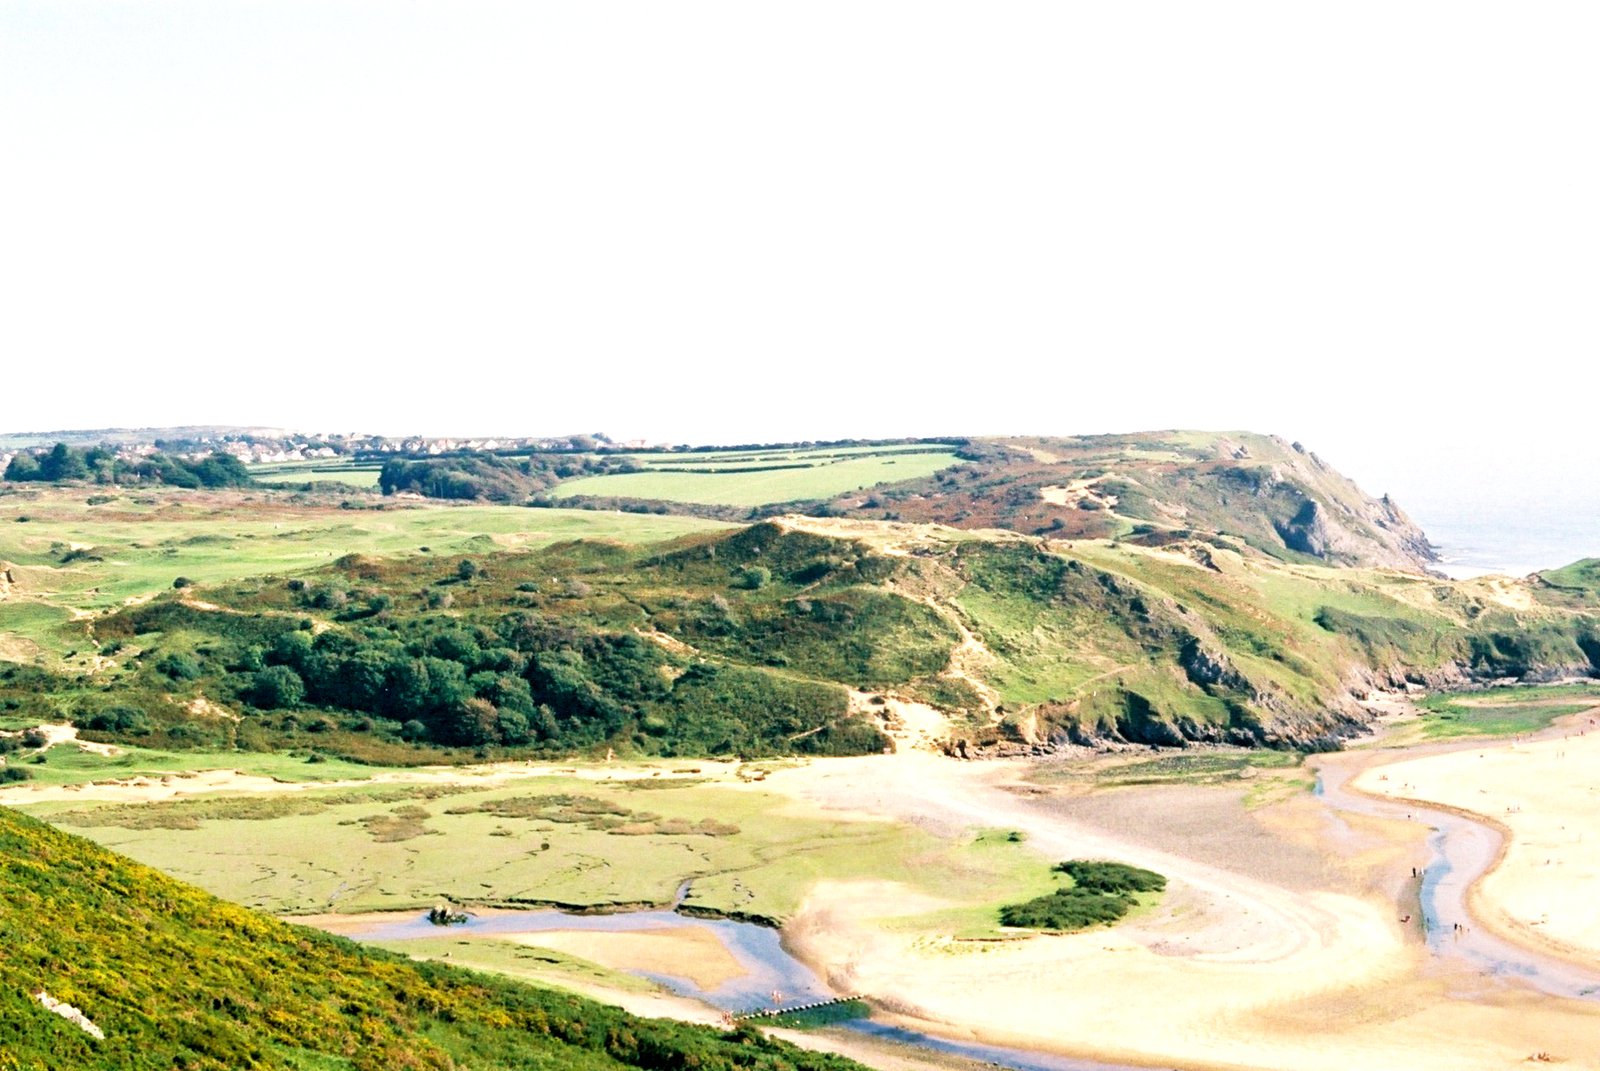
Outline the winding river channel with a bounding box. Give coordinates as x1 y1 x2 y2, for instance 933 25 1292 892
355 898 1134 1071
346 736 1600 1071
1316 752 1600 1001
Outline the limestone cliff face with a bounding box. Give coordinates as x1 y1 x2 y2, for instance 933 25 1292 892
1246 437 1437 571
823 431 1440 573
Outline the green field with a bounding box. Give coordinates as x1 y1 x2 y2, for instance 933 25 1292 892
616 444 960 468
553 448 962 507
251 461 384 489
1415 682 1600 739
0 490 730 663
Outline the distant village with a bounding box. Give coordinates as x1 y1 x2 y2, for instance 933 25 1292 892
0 430 655 475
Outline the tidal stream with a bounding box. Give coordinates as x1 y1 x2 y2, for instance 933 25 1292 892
1316 756 1600 1001
353 897 1138 1071
343 743 1600 1071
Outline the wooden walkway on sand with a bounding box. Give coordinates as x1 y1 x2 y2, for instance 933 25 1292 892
731 995 866 1022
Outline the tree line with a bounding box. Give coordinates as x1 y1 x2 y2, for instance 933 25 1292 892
4 443 253 488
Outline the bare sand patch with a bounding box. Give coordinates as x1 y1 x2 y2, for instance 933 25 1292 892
1038 476 1118 511
0 757 744 806
503 927 746 991
764 750 1600 1071
851 691 949 753
0 633 40 662
26 723 122 757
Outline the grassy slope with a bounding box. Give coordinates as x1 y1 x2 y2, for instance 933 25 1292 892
957 533 1599 746
7 498 1600 756
820 431 1434 572
0 805 865 1071
1536 558 1600 608
0 489 729 664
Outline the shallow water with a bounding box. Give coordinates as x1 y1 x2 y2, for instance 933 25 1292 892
1315 759 1600 1000
359 902 835 1011
352 902 1145 1071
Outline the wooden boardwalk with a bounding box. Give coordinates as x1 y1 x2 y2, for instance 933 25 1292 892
732 995 866 1022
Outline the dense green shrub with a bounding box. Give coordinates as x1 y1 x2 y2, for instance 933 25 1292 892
999 859 1166 931
76 706 152 735
249 666 306 710
999 888 1132 930
1054 859 1167 894
154 653 202 681
734 565 772 590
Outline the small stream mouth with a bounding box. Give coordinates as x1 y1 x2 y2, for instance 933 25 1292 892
335 740 1600 1071
1315 760 1600 1001
342 903 1154 1071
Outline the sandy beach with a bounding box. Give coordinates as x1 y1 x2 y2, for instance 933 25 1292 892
0 755 745 806
1352 715 1600 966
760 749 1600 1071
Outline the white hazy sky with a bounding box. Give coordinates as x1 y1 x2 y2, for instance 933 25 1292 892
3 1 1598 510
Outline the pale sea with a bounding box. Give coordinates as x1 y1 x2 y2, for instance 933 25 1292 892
1407 491 1600 579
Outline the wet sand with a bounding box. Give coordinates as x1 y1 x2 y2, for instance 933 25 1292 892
504 927 747 990
764 749 1600 1071
1351 714 1600 971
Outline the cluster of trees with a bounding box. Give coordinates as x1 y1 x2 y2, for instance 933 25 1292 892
377 453 635 502
243 610 877 755
249 622 552 747
4 443 253 488
98 581 886 758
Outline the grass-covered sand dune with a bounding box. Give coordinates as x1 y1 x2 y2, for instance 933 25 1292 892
5 487 1600 762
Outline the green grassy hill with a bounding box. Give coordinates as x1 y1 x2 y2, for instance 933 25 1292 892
367 431 1433 574
0 804 864 1071
8 517 1597 759
818 431 1436 572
